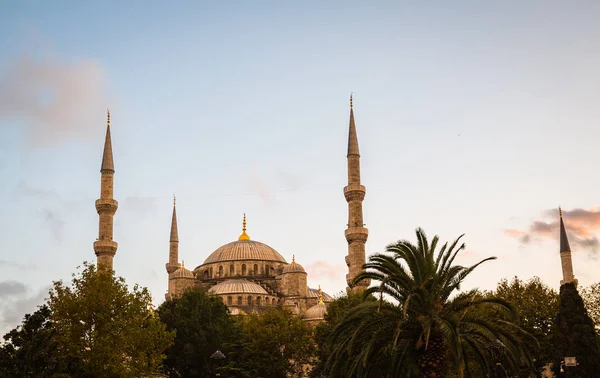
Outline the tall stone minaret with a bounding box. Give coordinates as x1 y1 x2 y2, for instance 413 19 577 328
166 196 180 275
559 207 577 287
344 95 369 291
94 110 118 269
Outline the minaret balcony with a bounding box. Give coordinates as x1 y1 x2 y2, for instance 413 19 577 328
344 184 366 202
345 227 369 243
95 199 118 214
94 239 118 255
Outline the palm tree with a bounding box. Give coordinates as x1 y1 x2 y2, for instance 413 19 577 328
326 228 535 377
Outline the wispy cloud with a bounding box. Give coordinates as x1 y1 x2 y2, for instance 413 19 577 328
304 260 346 281
0 260 37 271
0 50 113 147
0 281 28 296
0 284 50 335
505 207 600 255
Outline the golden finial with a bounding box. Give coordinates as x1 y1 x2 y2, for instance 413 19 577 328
238 213 250 241
350 93 353 109
107 109 110 126
292 255 296 263
318 285 324 305
559 206 563 218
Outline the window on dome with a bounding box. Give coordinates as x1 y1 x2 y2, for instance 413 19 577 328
218 266 223 277
256 297 261 306
237 296 242 305
209 267 213 278
242 264 247 276
265 265 269 276
265 297 270 305
248 296 253 305
204 271 208 280
227 296 232 305
253 264 258 276
229 264 234 276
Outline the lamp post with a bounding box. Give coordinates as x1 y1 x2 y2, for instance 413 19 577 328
487 339 507 378
210 350 226 377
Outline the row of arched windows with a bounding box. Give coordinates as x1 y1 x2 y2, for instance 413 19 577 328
204 263 274 279
225 296 275 306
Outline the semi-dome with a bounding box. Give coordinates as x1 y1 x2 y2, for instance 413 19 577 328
308 287 334 302
303 303 327 321
208 279 269 295
169 263 195 279
282 256 306 274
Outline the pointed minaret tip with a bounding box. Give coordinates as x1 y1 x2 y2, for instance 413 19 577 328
559 206 571 253
347 94 360 157
101 109 115 173
170 196 179 242
238 213 250 241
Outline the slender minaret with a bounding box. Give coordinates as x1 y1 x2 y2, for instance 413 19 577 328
559 207 577 287
93 110 118 269
344 95 369 291
166 196 180 275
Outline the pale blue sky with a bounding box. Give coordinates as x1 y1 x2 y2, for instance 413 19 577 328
1 1 600 333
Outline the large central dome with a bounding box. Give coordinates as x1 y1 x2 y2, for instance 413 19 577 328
203 240 287 265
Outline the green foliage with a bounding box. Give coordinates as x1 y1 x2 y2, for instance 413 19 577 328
580 282 600 337
48 262 174 378
552 283 600 377
311 290 376 377
157 286 235 377
492 276 559 375
326 228 535 378
223 307 316 378
0 304 70 377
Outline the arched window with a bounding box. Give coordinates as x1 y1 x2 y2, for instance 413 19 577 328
256 297 261 306
265 297 269 305
229 264 234 276
242 264 247 276
265 265 269 276
218 266 223 277
209 267 213 278
253 264 259 276
203 271 209 280
248 296 253 305
237 296 242 305
227 296 232 305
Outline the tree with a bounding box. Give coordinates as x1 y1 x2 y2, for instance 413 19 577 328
156 287 235 377
48 262 174 378
552 283 600 377
0 304 73 377
492 276 559 375
224 307 316 378
580 282 600 336
326 228 535 378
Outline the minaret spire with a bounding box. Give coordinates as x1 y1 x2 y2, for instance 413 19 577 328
166 195 180 277
94 110 118 269
344 95 369 291
559 206 577 286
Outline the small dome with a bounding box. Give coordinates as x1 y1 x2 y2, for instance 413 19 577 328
208 279 268 295
308 288 334 302
202 240 287 265
170 265 195 279
282 256 306 274
303 303 327 321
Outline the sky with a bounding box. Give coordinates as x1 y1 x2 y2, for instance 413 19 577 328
1 1 600 334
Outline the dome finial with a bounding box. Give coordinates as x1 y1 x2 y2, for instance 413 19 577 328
181 260 185 269
318 285 324 305
238 213 250 240
350 93 353 109
107 109 110 127
292 254 295 263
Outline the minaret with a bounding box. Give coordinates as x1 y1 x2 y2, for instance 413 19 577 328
559 207 577 287
166 196 180 275
93 110 118 269
344 95 369 291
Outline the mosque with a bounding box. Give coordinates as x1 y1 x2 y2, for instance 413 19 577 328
91 97 369 325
